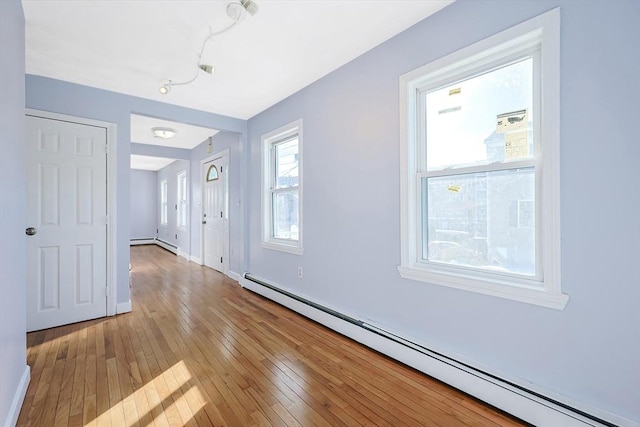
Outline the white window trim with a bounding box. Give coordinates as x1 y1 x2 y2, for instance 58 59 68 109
261 119 303 255
176 170 187 230
160 178 168 226
398 9 567 309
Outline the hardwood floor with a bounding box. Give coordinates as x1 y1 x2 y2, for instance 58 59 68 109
18 245 527 426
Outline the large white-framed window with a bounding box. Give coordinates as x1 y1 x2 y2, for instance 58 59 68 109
399 9 567 309
261 119 303 254
176 170 187 229
160 179 168 226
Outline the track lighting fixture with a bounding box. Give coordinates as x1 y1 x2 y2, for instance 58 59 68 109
159 0 258 95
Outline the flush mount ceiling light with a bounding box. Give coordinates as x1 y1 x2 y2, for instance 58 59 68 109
152 127 178 139
159 0 258 95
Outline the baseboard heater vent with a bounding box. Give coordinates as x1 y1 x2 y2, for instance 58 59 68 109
130 238 155 245
245 274 363 327
243 273 615 427
154 239 178 255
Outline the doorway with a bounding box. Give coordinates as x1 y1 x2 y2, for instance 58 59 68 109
201 150 229 275
25 111 115 331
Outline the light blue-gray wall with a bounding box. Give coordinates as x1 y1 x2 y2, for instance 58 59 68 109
246 0 640 422
0 0 28 425
25 75 247 305
130 169 158 240
190 131 243 274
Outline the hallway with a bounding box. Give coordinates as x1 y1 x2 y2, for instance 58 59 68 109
17 245 526 426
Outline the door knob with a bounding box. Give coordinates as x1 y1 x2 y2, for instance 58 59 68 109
25 227 37 236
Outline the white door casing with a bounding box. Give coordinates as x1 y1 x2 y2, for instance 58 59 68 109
202 151 229 274
26 114 110 331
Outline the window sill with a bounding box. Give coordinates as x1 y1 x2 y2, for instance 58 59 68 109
261 241 303 255
397 265 568 310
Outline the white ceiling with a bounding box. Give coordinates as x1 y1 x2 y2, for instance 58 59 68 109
22 0 453 120
131 114 219 149
130 115 220 170
130 155 177 171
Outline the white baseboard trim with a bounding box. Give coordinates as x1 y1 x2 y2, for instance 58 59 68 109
116 300 132 314
131 240 192 261
130 238 155 246
3 365 30 427
241 274 630 427
228 271 241 282
190 255 202 265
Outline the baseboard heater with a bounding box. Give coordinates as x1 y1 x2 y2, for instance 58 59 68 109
130 238 155 245
153 238 178 255
243 273 616 427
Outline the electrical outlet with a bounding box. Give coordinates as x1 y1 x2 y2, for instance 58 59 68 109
297 267 303 279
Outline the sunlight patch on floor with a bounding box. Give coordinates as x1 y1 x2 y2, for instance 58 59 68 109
85 360 206 427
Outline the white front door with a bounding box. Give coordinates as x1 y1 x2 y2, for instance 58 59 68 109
26 115 108 332
202 156 228 273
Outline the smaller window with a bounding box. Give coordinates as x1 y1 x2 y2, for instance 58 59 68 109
160 179 168 226
261 119 303 254
177 171 187 228
206 165 219 181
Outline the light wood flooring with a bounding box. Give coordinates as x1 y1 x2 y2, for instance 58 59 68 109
17 244 527 426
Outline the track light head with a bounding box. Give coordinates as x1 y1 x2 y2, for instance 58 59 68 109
226 0 258 21
199 64 214 74
241 0 258 16
159 81 171 95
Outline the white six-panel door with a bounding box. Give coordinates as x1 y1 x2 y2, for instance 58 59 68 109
26 115 108 332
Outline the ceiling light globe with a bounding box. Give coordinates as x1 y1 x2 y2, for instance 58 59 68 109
152 127 177 139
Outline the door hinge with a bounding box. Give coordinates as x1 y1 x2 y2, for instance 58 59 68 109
105 215 109 225
104 144 108 153
220 257 223 263
104 287 109 297
220 166 223 173
220 211 223 218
